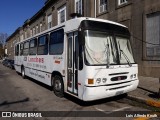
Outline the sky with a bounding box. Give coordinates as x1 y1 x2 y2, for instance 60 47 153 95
0 0 45 35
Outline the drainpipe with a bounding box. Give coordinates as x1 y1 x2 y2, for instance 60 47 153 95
95 0 96 18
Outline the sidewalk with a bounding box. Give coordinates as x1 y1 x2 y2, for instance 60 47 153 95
127 76 160 108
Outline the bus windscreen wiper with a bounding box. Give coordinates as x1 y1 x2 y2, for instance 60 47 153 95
120 49 132 67
117 41 132 67
105 44 110 68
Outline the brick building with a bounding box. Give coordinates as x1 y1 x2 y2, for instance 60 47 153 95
6 0 160 77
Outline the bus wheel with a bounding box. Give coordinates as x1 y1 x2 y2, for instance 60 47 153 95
52 75 64 98
21 67 26 79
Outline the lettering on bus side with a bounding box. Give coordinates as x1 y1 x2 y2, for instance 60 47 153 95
28 57 44 63
53 56 63 64
29 71 45 79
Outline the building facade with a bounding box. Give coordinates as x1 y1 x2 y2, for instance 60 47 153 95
6 0 160 77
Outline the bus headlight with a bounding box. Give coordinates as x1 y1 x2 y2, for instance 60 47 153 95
102 78 107 83
96 78 101 84
130 74 137 79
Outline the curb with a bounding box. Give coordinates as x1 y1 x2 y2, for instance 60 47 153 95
127 95 160 108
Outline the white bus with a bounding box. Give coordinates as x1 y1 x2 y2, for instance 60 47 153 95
14 17 139 101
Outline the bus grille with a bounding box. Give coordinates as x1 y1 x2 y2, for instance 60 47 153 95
111 76 127 81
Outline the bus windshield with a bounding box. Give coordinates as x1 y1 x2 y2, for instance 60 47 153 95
84 30 135 66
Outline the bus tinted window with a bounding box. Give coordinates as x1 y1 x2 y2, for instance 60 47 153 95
39 36 46 46
24 42 29 49
15 44 20 56
49 29 64 55
37 35 48 55
23 41 29 56
20 43 23 56
29 38 37 55
15 45 17 56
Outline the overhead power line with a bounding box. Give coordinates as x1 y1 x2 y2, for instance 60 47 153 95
131 34 160 46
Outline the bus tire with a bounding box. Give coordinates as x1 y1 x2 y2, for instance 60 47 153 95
21 67 26 79
52 75 64 98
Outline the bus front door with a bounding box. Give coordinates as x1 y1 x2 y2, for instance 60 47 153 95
67 32 78 95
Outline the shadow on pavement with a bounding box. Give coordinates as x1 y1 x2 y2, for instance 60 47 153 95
138 86 156 94
0 97 30 107
138 86 160 100
148 93 160 99
24 76 52 91
64 93 128 106
23 76 128 106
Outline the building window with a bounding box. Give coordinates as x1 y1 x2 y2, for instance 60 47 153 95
36 25 39 34
48 14 52 29
30 29 33 37
75 0 82 14
118 0 128 5
33 28 36 36
21 34 24 41
146 12 160 58
99 0 107 13
40 23 43 32
58 6 66 24
25 31 27 39
13 40 16 47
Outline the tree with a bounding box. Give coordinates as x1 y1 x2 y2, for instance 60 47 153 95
0 43 4 59
0 33 8 59
0 33 8 45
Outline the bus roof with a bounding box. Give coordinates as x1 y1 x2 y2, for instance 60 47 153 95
65 17 127 33
15 17 127 44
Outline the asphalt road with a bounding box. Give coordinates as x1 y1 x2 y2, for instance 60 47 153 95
0 63 157 120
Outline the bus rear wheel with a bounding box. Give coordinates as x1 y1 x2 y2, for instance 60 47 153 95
52 75 64 98
21 67 26 79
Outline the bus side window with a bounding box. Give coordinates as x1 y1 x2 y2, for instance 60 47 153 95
15 44 20 56
37 35 48 55
23 41 29 56
20 43 24 56
15 45 17 56
29 38 37 55
49 29 64 55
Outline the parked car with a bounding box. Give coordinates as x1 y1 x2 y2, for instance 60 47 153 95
8 60 14 69
0 59 2 63
2 59 9 66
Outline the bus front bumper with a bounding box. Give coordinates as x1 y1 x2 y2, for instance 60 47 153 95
82 79 139 101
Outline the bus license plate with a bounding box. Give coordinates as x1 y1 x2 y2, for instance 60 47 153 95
116 90 124 95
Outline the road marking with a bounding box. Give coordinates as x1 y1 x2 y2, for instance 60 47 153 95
134 117 150 120
133 112 160 120
95 106 132 115
146 100 160 108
